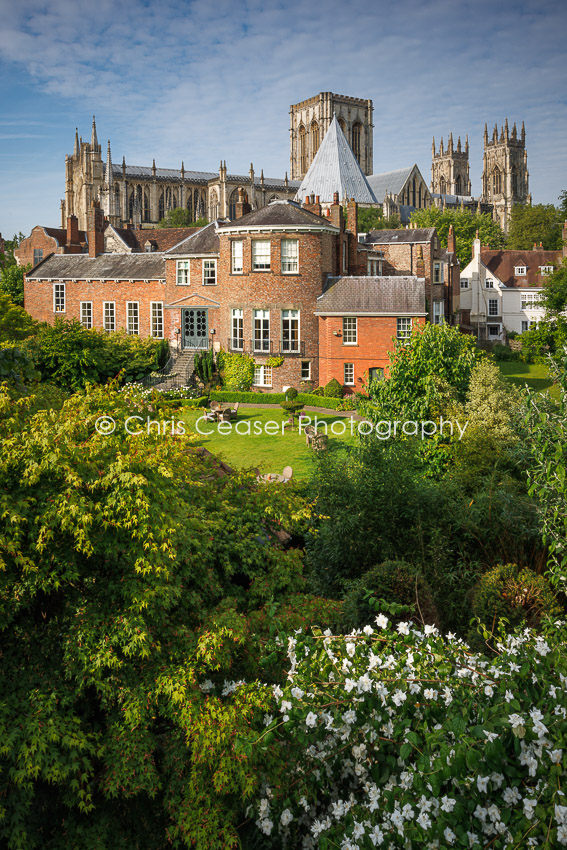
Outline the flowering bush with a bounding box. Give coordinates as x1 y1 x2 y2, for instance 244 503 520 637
249 616 567 849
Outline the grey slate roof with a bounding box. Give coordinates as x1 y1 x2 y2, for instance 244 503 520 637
217 200 339 231
26 253 166 280
316 276 426 315
107 163 300 190
366 166 415 203
295 115 377 205
364 228 436 244
165 220 221 255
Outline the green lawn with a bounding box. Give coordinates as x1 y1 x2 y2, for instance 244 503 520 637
498 360 560 400
181 406 358 478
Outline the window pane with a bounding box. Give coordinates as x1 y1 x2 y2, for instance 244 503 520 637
344 363 354 385
232 308 243 349
127 303 139 335
232 241 243 273
281 239 298 273
177 260 189 285
282 309 299 352
301 361 311 379
151 303 164 338
254 309 270 351
203 259 216 285
397 317 412 341
104 302 115 332
342 317 357 344
54 283 65 312
252 240 270 270
81 302 92 329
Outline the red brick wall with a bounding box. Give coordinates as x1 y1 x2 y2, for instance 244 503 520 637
318 314 426 392
16 227 59 268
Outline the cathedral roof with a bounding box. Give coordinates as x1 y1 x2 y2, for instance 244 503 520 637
26 253 166 280
165 221 221 255
105 164 300 191
218 200 339 232
363 228 436 244
295 115 377 205
315 275 426 315
366 166 416 203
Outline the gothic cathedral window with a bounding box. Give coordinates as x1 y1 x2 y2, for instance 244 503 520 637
311 121 319 157
299 125 307 174
352 122 362 163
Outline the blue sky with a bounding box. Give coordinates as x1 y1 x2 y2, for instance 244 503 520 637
0 0 566 238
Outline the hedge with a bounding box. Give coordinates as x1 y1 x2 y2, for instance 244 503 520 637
208 390 346 410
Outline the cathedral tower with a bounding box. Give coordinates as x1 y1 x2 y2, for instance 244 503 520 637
290 92 373 180
430 133 471 196
481 119 529 232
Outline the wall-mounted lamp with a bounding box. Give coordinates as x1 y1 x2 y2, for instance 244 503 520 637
333 331 342 337
210 328 216 334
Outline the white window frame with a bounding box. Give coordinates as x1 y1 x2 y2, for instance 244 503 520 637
80 301 93 329
281 309 300 353
252 240 271 271
488 298 499 317
344 363 355 386
127 301 140 335
460 278 469 289
281 239 299 274
253 309 270 352
432 301 444 325
103 301 115 332
521 293 544 310
231 308 243 350
397 317 412 342
485 279 494 289
342 317 357 344
521 320 529 333
231 240 243 274
253 364 272 387
301 361 311 380
53 282 65 313
488 325 500 338
515 266 527 276
202 258 217 286
540 265 554 275
433 261 444 284
150 302 164 339
176 260 190 285
367 256 382 276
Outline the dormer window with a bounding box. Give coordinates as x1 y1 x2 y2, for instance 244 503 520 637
515 266 527 276
485 279 494 288
540 266 554 275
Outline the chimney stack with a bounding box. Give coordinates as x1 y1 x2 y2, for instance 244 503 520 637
235 187 252 219
87 200 105 257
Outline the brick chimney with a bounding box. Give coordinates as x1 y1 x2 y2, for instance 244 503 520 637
346 198 358 239
87 200 105 258
235 187 252 219
415 245 425 278
64 215 82 254
303 193 322 217
330 191 343 230
447 224 456 255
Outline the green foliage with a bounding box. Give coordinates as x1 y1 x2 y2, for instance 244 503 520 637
27 320 165 390
285 386 298 400
492 343 520 361
365 322 482 421
541 260 567 319
519 320 566 362
0 262 29 305
0 346 38 385
465 360 521 442
470 563 563 639
324 377 344 398
157 208 207 228
0 291 36 343
216 349 255 391
341 560 439 631
409 206 505 266
155 338 170 368
266 355 284 368
559 188 567 218
0 232 25 269
507 203 564 250
357 207 401 232
0 383 319 849
194 348 215 385
208 390 346 410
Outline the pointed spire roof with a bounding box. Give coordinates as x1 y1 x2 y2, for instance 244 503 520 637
105 140 112 185
295 115 376 204
91 116 98 149
74 128 79 157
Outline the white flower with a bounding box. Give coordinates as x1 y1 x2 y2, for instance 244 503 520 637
392 689 407 706
503 786 522 805
441 796 456 813
558 824 567 845
346 641 356 657
344 678 356 693
342 709 357 725
375 613 389 629
363 624 374 635
417 811 431 829
484 731 498 742
442 686 453 706
423 688 438 700
259 798 270 817
444 827 456 844
424 624 438 635
508 713 526 729
523 798 537 820
477 775 489 793
260 818 273 835
505 689 514 703
305 711 318 728
199 679 214 693
280 808 293 826
550 749 563 764
556 804 567 824
272 685 283 699
534 639 550 656
263 713 273 726
397 621 410 635
484 685 494 697
369 825 384 846
280 700 292 713
291 686 304 699
353 821 365 838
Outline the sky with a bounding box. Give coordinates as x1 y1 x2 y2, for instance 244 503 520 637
0 0 566 238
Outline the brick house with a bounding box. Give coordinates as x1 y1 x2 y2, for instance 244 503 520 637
15 217 87 267
25 197 428 393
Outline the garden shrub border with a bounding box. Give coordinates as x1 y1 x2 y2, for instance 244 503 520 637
209 390 346 410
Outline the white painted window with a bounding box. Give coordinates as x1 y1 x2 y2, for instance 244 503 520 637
485 279 494 289
344 363 354 385
151 302 164 338
488 298 499 317
342 317 357 344
254 365 272 387
397 317 412 342
53 283 65 313
281 309 300 352
231 240 243 274
103 301 115 332
488 325 500 338
281 239 299 273
176 260 189 285
80 301 93 329
367 256 382 276
521 293 544 309
254 309 270 352
231 308 243 350
433 262 444 284
515 266 527 276
521 320 529 332
203 259 217 285
540 265 554 275
252 240 270 271
127 302 139 335
433 301 444 325
301 361 311 380
460 278 469 289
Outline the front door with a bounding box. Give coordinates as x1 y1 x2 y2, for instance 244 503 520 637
182 308 208 349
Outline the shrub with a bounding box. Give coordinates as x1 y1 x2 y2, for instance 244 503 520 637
194 348 215 385
324 377 344 398
208 390 345 410
492 343 519 361
471 563 563 635
311 386 324 396
285 386 298 399
217 349 255 391
341 560 440 631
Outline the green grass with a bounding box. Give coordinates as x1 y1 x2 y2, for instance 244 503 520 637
498 360 560 400
181 407 358 478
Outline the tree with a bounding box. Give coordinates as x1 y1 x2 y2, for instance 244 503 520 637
157 208 207 228
507 203 564 250
409 207 505 266
0 382 334 849
0 232 25 269
0 291 36 343
558 189 567 219
357 207 401 232
0 262 29 305
541 261 567 320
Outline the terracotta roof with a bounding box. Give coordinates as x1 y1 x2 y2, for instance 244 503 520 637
315 275 426 315
217 200 339 231
364 228 436 244
43 226 87 246
26 253 165 280
165 221 221 255
481 248 561 288
109 225 203 252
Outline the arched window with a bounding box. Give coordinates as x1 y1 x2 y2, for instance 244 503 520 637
311 120 319 157
338 117 346 135
113 183 121 217
158 192 164 220
455 175 462 196
439 176 446 195
299 124 307 174
143 191 150 222
229 188 239 221
511 168 518 196
172 191 178 210
196 190 206 220
165 187 172 211
186 189 193 221
209 189 219 221
412 177 416 207
352 122 362 163
492 167 502 195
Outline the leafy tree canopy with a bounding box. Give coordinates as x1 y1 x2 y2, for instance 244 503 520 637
0 262 29 305
356 207 401 232
557 188 567 219
157 208 207 228
0 231 25 268
540 260 567 320
409 207 505 266
0 290 36 343
507 203 564 250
